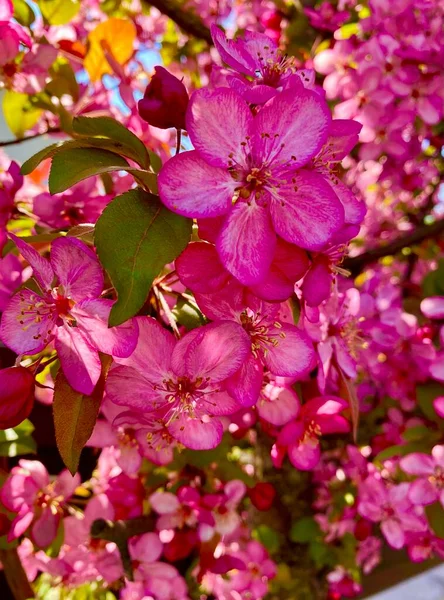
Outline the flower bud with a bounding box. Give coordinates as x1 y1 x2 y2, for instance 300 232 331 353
248 482 276 511
0 367 35 429
138 66 189 130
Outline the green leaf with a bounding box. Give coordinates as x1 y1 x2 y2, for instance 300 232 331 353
73 116 150 169
53 356 111 475
422 260 444 297
402 425 441 443
252 525 281 554
0 419 34 443
13 0 35 25
46 520 65 556
0 438 36 457
374 441 431 464
417 382 444 422
148 151 162 174
39 0 80 25
3 91 42 138
426 502 444 538
47 59 79 101
172 294 206 330
95 188 192 326
49 148 130 194
290 517 321 543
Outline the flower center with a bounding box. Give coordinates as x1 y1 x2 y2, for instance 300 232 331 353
239 309 285 359
430 467 444 488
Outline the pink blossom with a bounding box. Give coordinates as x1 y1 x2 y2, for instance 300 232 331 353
305 2 349 31
400 445 444 506
0 235 138 394
106 317 250 449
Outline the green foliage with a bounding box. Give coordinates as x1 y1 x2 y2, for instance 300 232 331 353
417 382 444 422
0 420 36 457
53 356 111 474
252 525 282 554
3 91 42 138
13 0 35 26
47 60 79 101
422 260 444 297
426 502 444 538
38 0 80 25
290 516 321 543
35 576 117 600
95 188 192 326
172 293 206 330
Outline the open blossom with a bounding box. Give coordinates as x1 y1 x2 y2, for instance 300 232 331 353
358 478 427 549
195 288 315 406
106 317 250 449
0 0 32 67
400 445 444 506
0 253 28 311
0 235 138 394
210 26 316 104
1 460 79 547
272 396 350 470
159 84 356 285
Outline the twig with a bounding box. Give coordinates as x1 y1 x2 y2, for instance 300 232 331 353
344 218 444 276
153 286 181 338
90 516 155 580
0 128 61 148
141 0 213 44
0 548 34 600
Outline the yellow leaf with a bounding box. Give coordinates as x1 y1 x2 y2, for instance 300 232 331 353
84 18 136 82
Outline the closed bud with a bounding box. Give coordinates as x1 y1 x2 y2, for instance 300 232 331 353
138 66 189 130
0 366 35 430
248 482 276 511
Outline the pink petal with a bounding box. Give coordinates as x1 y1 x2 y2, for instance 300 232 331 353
8 511 34 542
288 439 321 470
421 297 444 320
417 96 441 125
149 491 180 514
187 87 253 168
158 150 235 218
73 299 138 358
204 390 240 416
216 201 276 285
432 445 444 468
55 326 102 395
302 258 332 307
381 518 404 549
118 446 142 475
264 324 315 378
253 88 331 169
9 234 54 292
171 321 251 382
50 237 103 301
32 510 58 548
105 365 162 409
53 470 80 499
321 119 362 162
226 354 263 407
400 453 435 476
168 413 223 450
269 170 344 250
433 397 444 418
408 479 438 505
328 178 366 225
257 384 300 426
0 290 57 354
176 242 229 293
210 24 257 76
115 316 174 377
130 533 163 563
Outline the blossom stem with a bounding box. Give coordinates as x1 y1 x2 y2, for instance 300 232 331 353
0 128 61 147
0 548 34 600
153 286 181 338
175 128 182 155
140 0 213 44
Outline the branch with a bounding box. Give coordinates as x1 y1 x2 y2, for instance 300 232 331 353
344 217 444 276
90 516 155 580
142 0 213 45
0 548 34 600
0 128 61 148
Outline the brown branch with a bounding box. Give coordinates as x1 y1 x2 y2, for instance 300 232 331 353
0 128 61 148
344 217 444 276
142 0 213 45
0 548 34 600
90 516 155 580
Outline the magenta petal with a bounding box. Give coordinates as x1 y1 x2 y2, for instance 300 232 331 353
159 150 235 218
130 532 163 563
217 201 276 285
50 237 104 301
171 321 250 382
0 290 57 354
9 234 54 293
400 453 435 476
433 397 444 418
421 297 444 320
73 299 138 358
204 390 240 416
186 88 253 168
168 414 223 450
257 384 300 426
302 258 332 307
288 439 321 470
322 119 362 162
105 365 161 409
264 324 315 378
226 354 263 407
55 326 102 395
381 519 404 549
32 510 58 548
8 511 34 542
270 170 344 250
328 178 366 225
253 89 331 169
210 24 257 76
408 478 438 505
176 242 229 293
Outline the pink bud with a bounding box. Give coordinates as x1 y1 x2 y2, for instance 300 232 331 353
0 367 35 429
138 66 189 130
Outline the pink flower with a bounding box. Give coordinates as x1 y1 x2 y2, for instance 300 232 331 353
0 235 138 394
256 377 301 426
358 477 427 549
138 66 189 130
210 26 316 104
195 289 315 407
1 460 79 547
305 2 349 32
400 446 444 506
106 317 250 449
0 254 28 311
273 396 350 470
224 541 276 599
159 86 347 285
0 0 32 67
